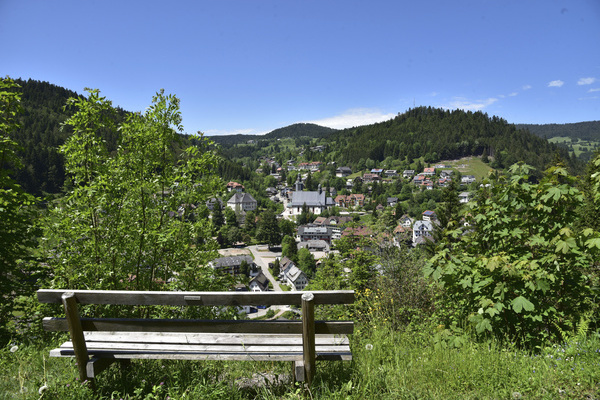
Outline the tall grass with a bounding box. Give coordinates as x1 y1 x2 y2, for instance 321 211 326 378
3 324 600 399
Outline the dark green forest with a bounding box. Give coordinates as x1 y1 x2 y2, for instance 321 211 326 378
327 107 579 174
210 123 337 147
517 121 600 141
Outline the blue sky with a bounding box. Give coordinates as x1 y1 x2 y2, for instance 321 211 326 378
2 0 599 135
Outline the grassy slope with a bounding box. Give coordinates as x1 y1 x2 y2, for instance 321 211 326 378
3 324 599 399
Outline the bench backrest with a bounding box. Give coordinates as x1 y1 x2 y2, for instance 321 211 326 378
37 289 354 306
38 289 355 335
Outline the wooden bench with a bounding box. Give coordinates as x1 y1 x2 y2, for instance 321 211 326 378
37 289 354 385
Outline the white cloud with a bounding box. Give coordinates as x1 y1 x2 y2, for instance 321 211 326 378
522 85 532 90
588 88 600 93
442 97 498 112
548 80 565 87
305 108 396 130
578 77 597 85
509 92 518 97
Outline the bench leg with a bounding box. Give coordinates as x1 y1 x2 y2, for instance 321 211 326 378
87 357 116 379
294 361 305 382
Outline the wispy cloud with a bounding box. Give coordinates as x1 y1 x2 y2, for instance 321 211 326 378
589 88 600 93
522 85 532 90
578 96 599 101
442 97 498 112
578 77 597 85
305 108 396 129
509 92 518 97
548 80 565 87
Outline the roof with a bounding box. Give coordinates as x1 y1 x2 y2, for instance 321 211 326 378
414 220 434 231
280 256 295 272
249 271 269 290
227 192 257 204
393 225 411 234
290 190 334 208
298 240 329 250
211 255 254 268
298 226 331 235
286 265 307 282
313 216 327 225
227 181 244 189
342 226 373 238
423 210 436 217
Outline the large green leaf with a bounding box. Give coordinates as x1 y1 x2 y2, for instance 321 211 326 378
511 296 534 313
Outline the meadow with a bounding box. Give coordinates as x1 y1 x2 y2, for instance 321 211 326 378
3 320 599 399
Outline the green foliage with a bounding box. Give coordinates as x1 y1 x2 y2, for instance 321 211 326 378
0 77 40 342
297 248 316 278
255 209 281 248
281 235 298 263
425 162 600 347
41 89 229 304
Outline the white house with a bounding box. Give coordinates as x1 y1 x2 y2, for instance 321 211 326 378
459 192 471 203
227 192 257 212
284 265 308 291
461 175 476 185
249 271 269 292
412 220 434 246
278 256 308 291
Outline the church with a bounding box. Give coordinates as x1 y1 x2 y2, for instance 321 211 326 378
285 175 334 217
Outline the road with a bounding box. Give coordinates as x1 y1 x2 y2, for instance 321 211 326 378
248 244 282 291
247 245 288 319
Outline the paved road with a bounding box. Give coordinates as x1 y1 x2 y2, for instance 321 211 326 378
248 245 282 291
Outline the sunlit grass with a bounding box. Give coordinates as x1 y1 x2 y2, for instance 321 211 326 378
3 324 599 399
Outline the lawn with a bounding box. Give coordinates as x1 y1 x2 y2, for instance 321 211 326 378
3 322 599 399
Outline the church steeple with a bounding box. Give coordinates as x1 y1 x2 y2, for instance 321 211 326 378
295 174 304 191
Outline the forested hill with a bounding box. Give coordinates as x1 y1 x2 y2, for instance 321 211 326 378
327 107 577 173
210 123 336 147
7 79 129 195
516 121 600 141
8 79 80 194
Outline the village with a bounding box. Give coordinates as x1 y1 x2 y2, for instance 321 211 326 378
207 157 480 309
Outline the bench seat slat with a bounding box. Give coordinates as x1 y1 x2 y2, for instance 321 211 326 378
56 342 350 354
50 349 352 361
43 318 354 335
50 343 352 361
83 332 350 346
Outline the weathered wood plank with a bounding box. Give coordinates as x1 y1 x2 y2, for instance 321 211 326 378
57 342 351 355
43 317 354 335
48 347 352 361
37 289 355 306
83 331 350 346
294 360 305 382
86 357 116 379
61 292 89 382
302 292 316 386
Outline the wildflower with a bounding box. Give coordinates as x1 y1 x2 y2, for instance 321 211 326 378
10 345 18 353
365 344 373 351
512 392 522 399
39 385 48 395
160 382 164 386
